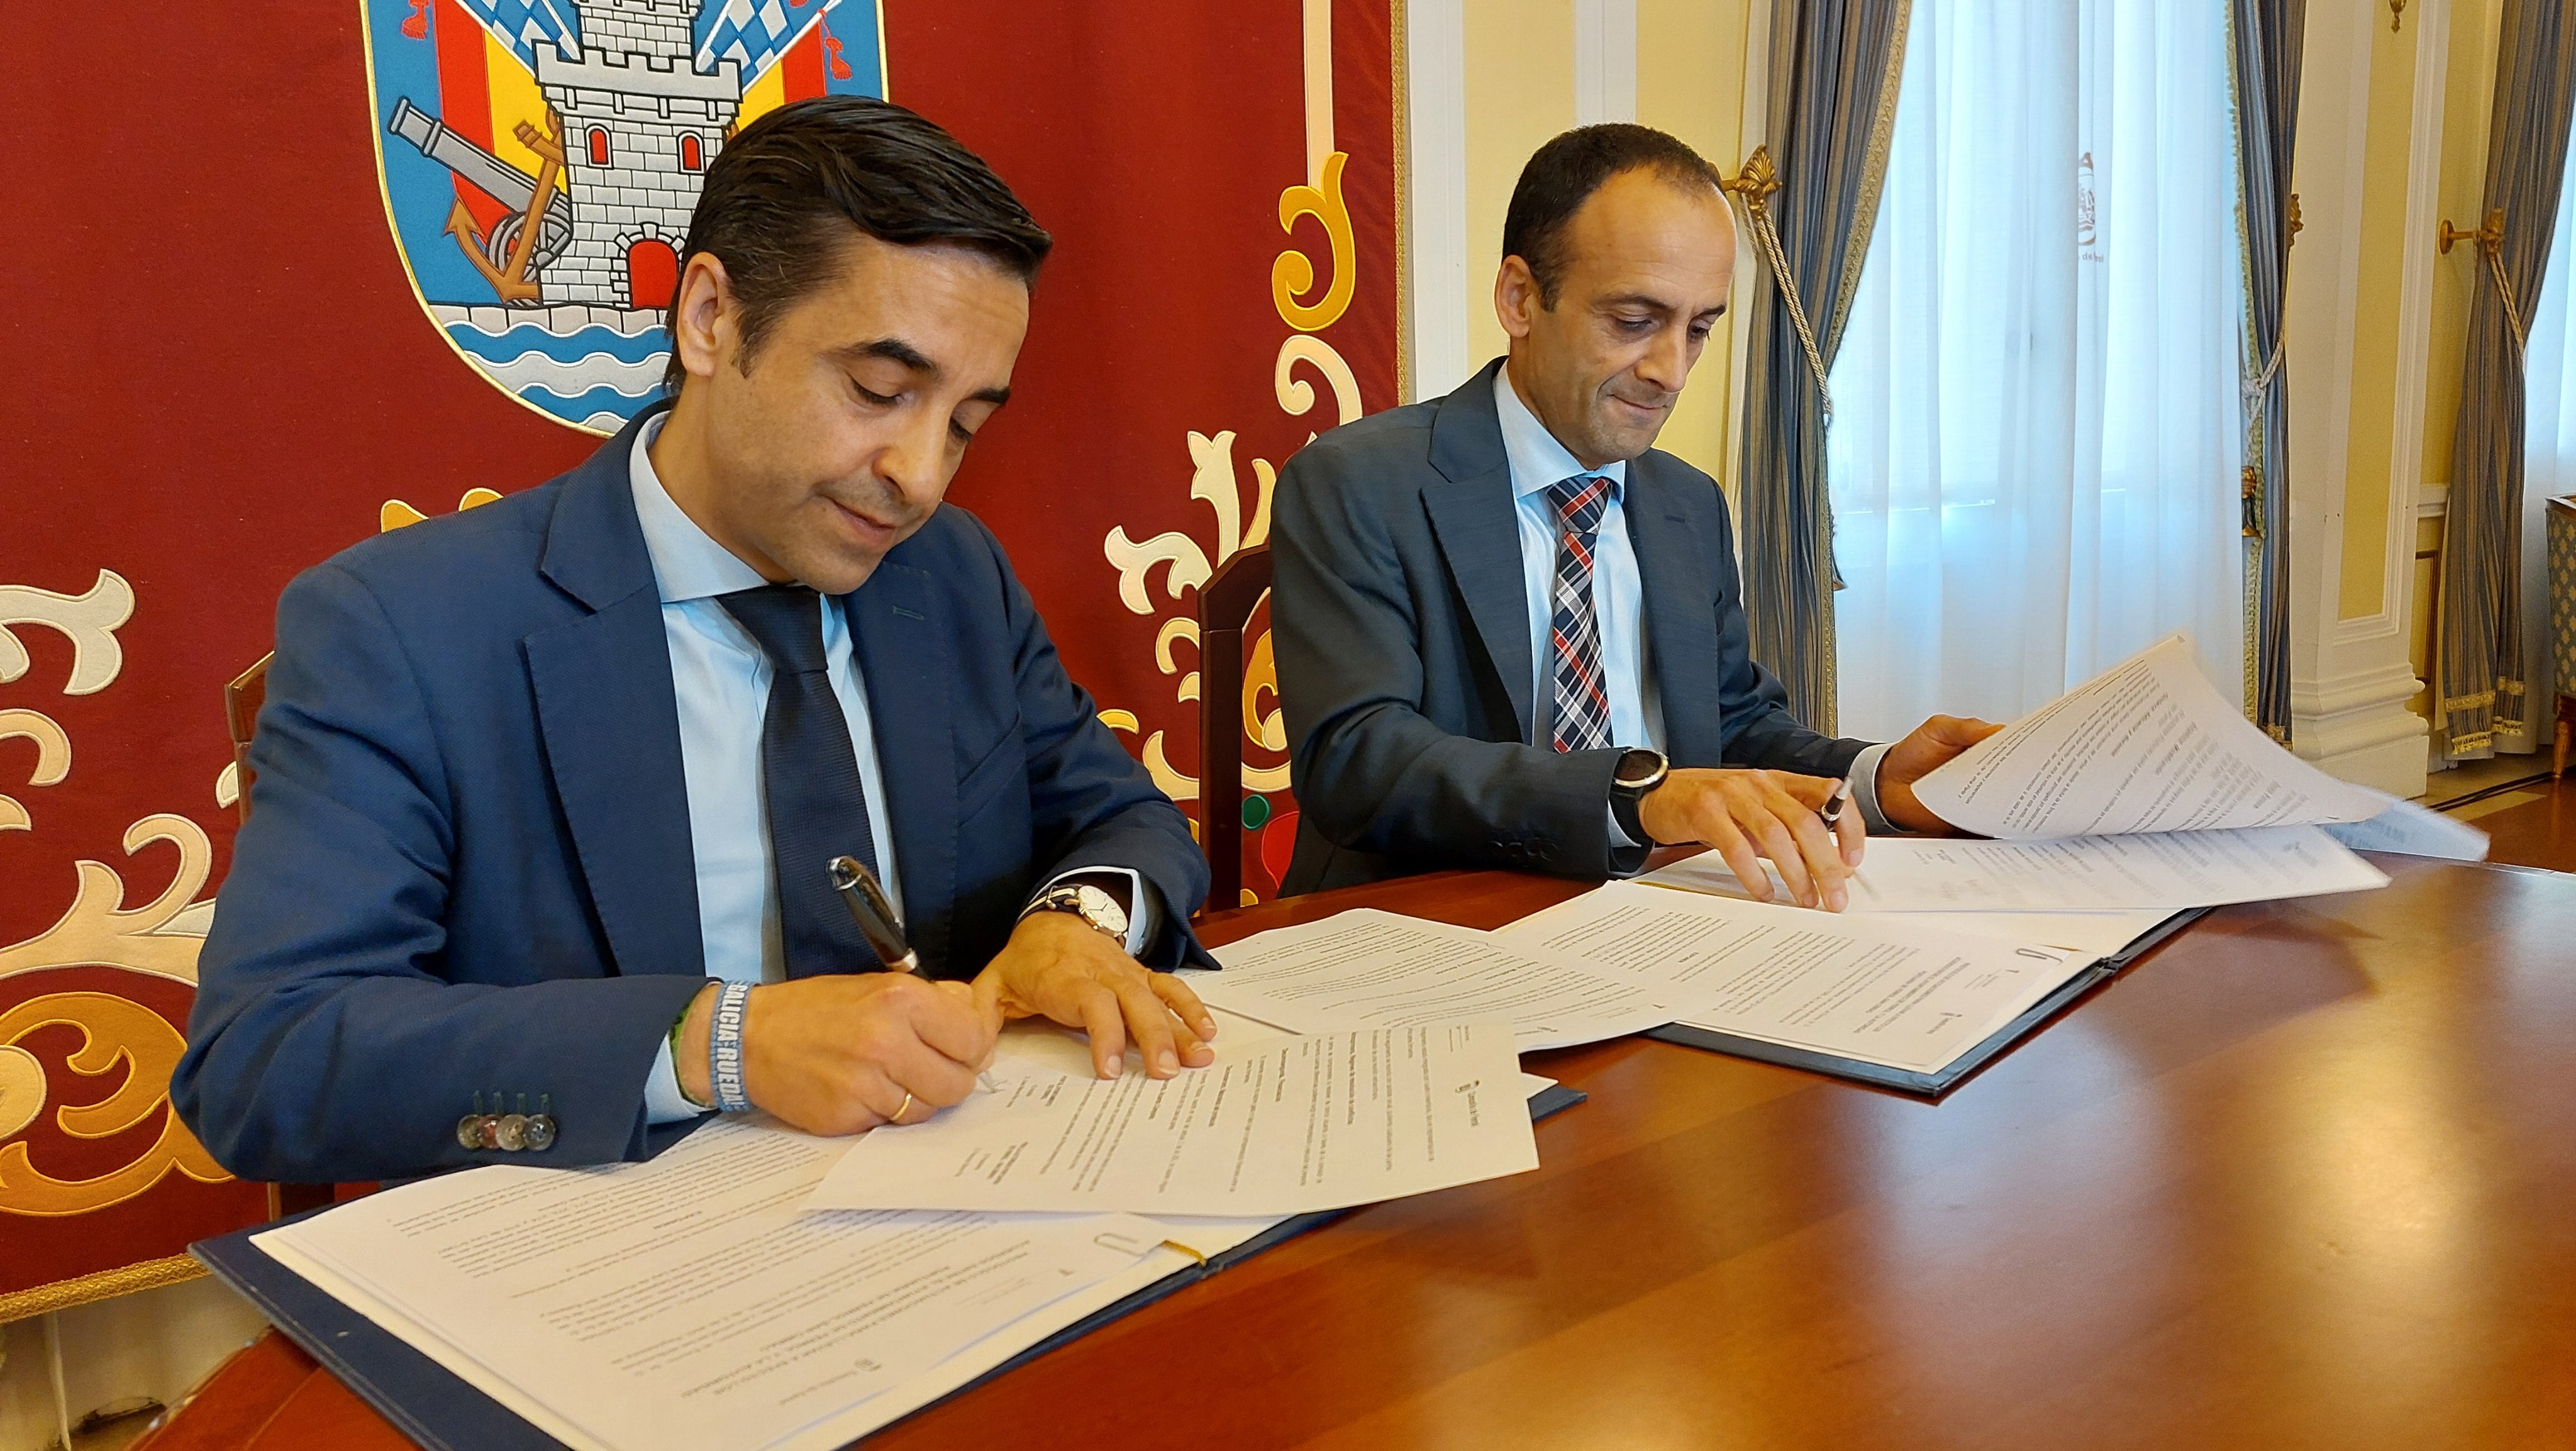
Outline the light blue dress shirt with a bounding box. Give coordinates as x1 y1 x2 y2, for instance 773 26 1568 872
1492 366 1892 843
629 416 1153 1121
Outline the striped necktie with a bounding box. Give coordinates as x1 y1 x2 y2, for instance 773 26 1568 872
1545 474 1616 753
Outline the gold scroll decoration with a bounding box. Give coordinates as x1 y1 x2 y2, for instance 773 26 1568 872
0 991 230 1216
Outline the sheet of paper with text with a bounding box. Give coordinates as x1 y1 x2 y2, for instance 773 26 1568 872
806 1022 1537 1216
1496 882 2094 1074
255 1120 1164 1451
1190 909 1681 1048
1913 634 2384 839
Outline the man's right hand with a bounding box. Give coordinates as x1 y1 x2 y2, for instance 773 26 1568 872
1634 768 1862 911
674 975 1000 1137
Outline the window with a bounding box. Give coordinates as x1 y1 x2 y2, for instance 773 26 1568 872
587 126 610 167
2511 133 2576 746
1825 0 2248 738
679 133 703 172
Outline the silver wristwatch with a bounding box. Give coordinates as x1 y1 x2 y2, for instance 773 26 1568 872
1023 882 1130 943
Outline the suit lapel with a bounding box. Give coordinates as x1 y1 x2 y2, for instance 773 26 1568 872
841 560 957 974
1423 359 1536 743
525 408 706 978
1626 458 1729 765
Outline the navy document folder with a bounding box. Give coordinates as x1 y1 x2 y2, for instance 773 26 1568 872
193 1083 1589 1451
1644 909 2210 1096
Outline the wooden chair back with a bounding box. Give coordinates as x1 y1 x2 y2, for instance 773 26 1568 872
1196 547 1272 913
223 655 271 825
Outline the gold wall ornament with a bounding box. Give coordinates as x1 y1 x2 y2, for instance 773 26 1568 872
380 486 505 532
0 570 135 696
0 991 231 1217
1719 144 1781 212
2440 208 2506 257
0 709 72 833
1273 151 1357 333
2390 0 2405 32
0 814 214 987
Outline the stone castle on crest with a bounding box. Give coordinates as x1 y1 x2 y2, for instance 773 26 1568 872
534 0 741 307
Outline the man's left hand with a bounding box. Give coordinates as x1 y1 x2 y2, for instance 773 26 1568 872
974 911 1218 1080
1875 714 2007 835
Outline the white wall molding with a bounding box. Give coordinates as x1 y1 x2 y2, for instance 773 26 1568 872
1402 0 1470 403
1573 0 1638 126
2285 0 2429 797
2336 0 2451 658
1718 0 1773 512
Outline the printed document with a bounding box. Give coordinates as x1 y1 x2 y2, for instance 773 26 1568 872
1638 850 2174 955
1192 909 1680 1048
1913 634 2384 839
1647 828 2385 914
806 1023 1537 1216
2321 787 2490 860
1496 882 2093 1074
255 1120 1163 1451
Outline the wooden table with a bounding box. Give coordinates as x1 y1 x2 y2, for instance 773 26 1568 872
143 854 2576 1449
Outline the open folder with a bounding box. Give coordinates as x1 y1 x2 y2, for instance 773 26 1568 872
192 1084 1587 1451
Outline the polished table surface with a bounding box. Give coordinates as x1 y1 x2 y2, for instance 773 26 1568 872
143 852 2576 1450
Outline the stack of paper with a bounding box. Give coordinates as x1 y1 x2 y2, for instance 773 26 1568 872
250 1018 1552 1451
1650 635 2446 918
1189 894 2101 1080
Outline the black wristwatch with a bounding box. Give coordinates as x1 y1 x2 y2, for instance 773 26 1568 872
1607 748 1669 845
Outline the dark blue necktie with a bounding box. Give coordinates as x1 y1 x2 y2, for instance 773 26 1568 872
719 584 880 979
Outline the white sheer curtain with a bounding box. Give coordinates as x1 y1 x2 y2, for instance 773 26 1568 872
2513 130 2576 750
1826 0 2248 742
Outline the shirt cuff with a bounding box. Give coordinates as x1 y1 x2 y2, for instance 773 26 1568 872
643 1021 713 1125
1607 803 1639 851
1846 742 1896 834
1040 867 1158 957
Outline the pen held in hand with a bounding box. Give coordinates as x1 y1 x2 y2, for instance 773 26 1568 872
828 855 921 975
1820 777 1852 830
828 856 999 1094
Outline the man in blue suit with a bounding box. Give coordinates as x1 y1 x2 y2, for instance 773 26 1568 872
1275 125 1997 906
175 98 1218 1185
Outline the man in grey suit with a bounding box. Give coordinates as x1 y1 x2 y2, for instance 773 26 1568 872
1273 124 1996 907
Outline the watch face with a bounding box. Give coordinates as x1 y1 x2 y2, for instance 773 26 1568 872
1074 884 1130 939
1615 749 1668 789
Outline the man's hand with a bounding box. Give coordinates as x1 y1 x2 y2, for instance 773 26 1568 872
674 974 999 1137
1874 714 2007 835
975 911 1218 1080
1635 768 1863 911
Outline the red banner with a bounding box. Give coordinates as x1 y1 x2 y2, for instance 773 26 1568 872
2 1 1396 1306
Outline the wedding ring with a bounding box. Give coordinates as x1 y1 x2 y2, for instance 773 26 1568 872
895 1091 914 1122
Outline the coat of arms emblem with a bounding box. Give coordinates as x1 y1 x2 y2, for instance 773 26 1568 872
362 0 882 432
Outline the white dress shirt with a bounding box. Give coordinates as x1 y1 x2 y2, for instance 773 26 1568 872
630 416 1152 1121
1493 367 1893 842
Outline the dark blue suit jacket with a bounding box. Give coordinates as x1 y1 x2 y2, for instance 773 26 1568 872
1274 360 1868 894
175 409 1211 1184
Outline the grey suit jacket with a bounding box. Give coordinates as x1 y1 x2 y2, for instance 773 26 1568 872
1272 359 1870 894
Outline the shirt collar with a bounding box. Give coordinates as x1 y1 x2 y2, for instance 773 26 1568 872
1494 364 1627 502
629 411 770 604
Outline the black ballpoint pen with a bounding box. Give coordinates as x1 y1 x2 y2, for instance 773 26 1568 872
1820 778 1852 830
830 855 999 1092
828 855 921 974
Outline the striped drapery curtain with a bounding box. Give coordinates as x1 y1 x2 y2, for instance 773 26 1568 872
2227 0 2302 743
2438 2 2576 760
1734 0 1913 734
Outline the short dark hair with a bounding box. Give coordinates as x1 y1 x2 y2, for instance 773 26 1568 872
663 96 1053 392
1501 124 1726 307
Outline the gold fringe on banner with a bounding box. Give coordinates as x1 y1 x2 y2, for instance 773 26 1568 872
0 1254 206 1323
